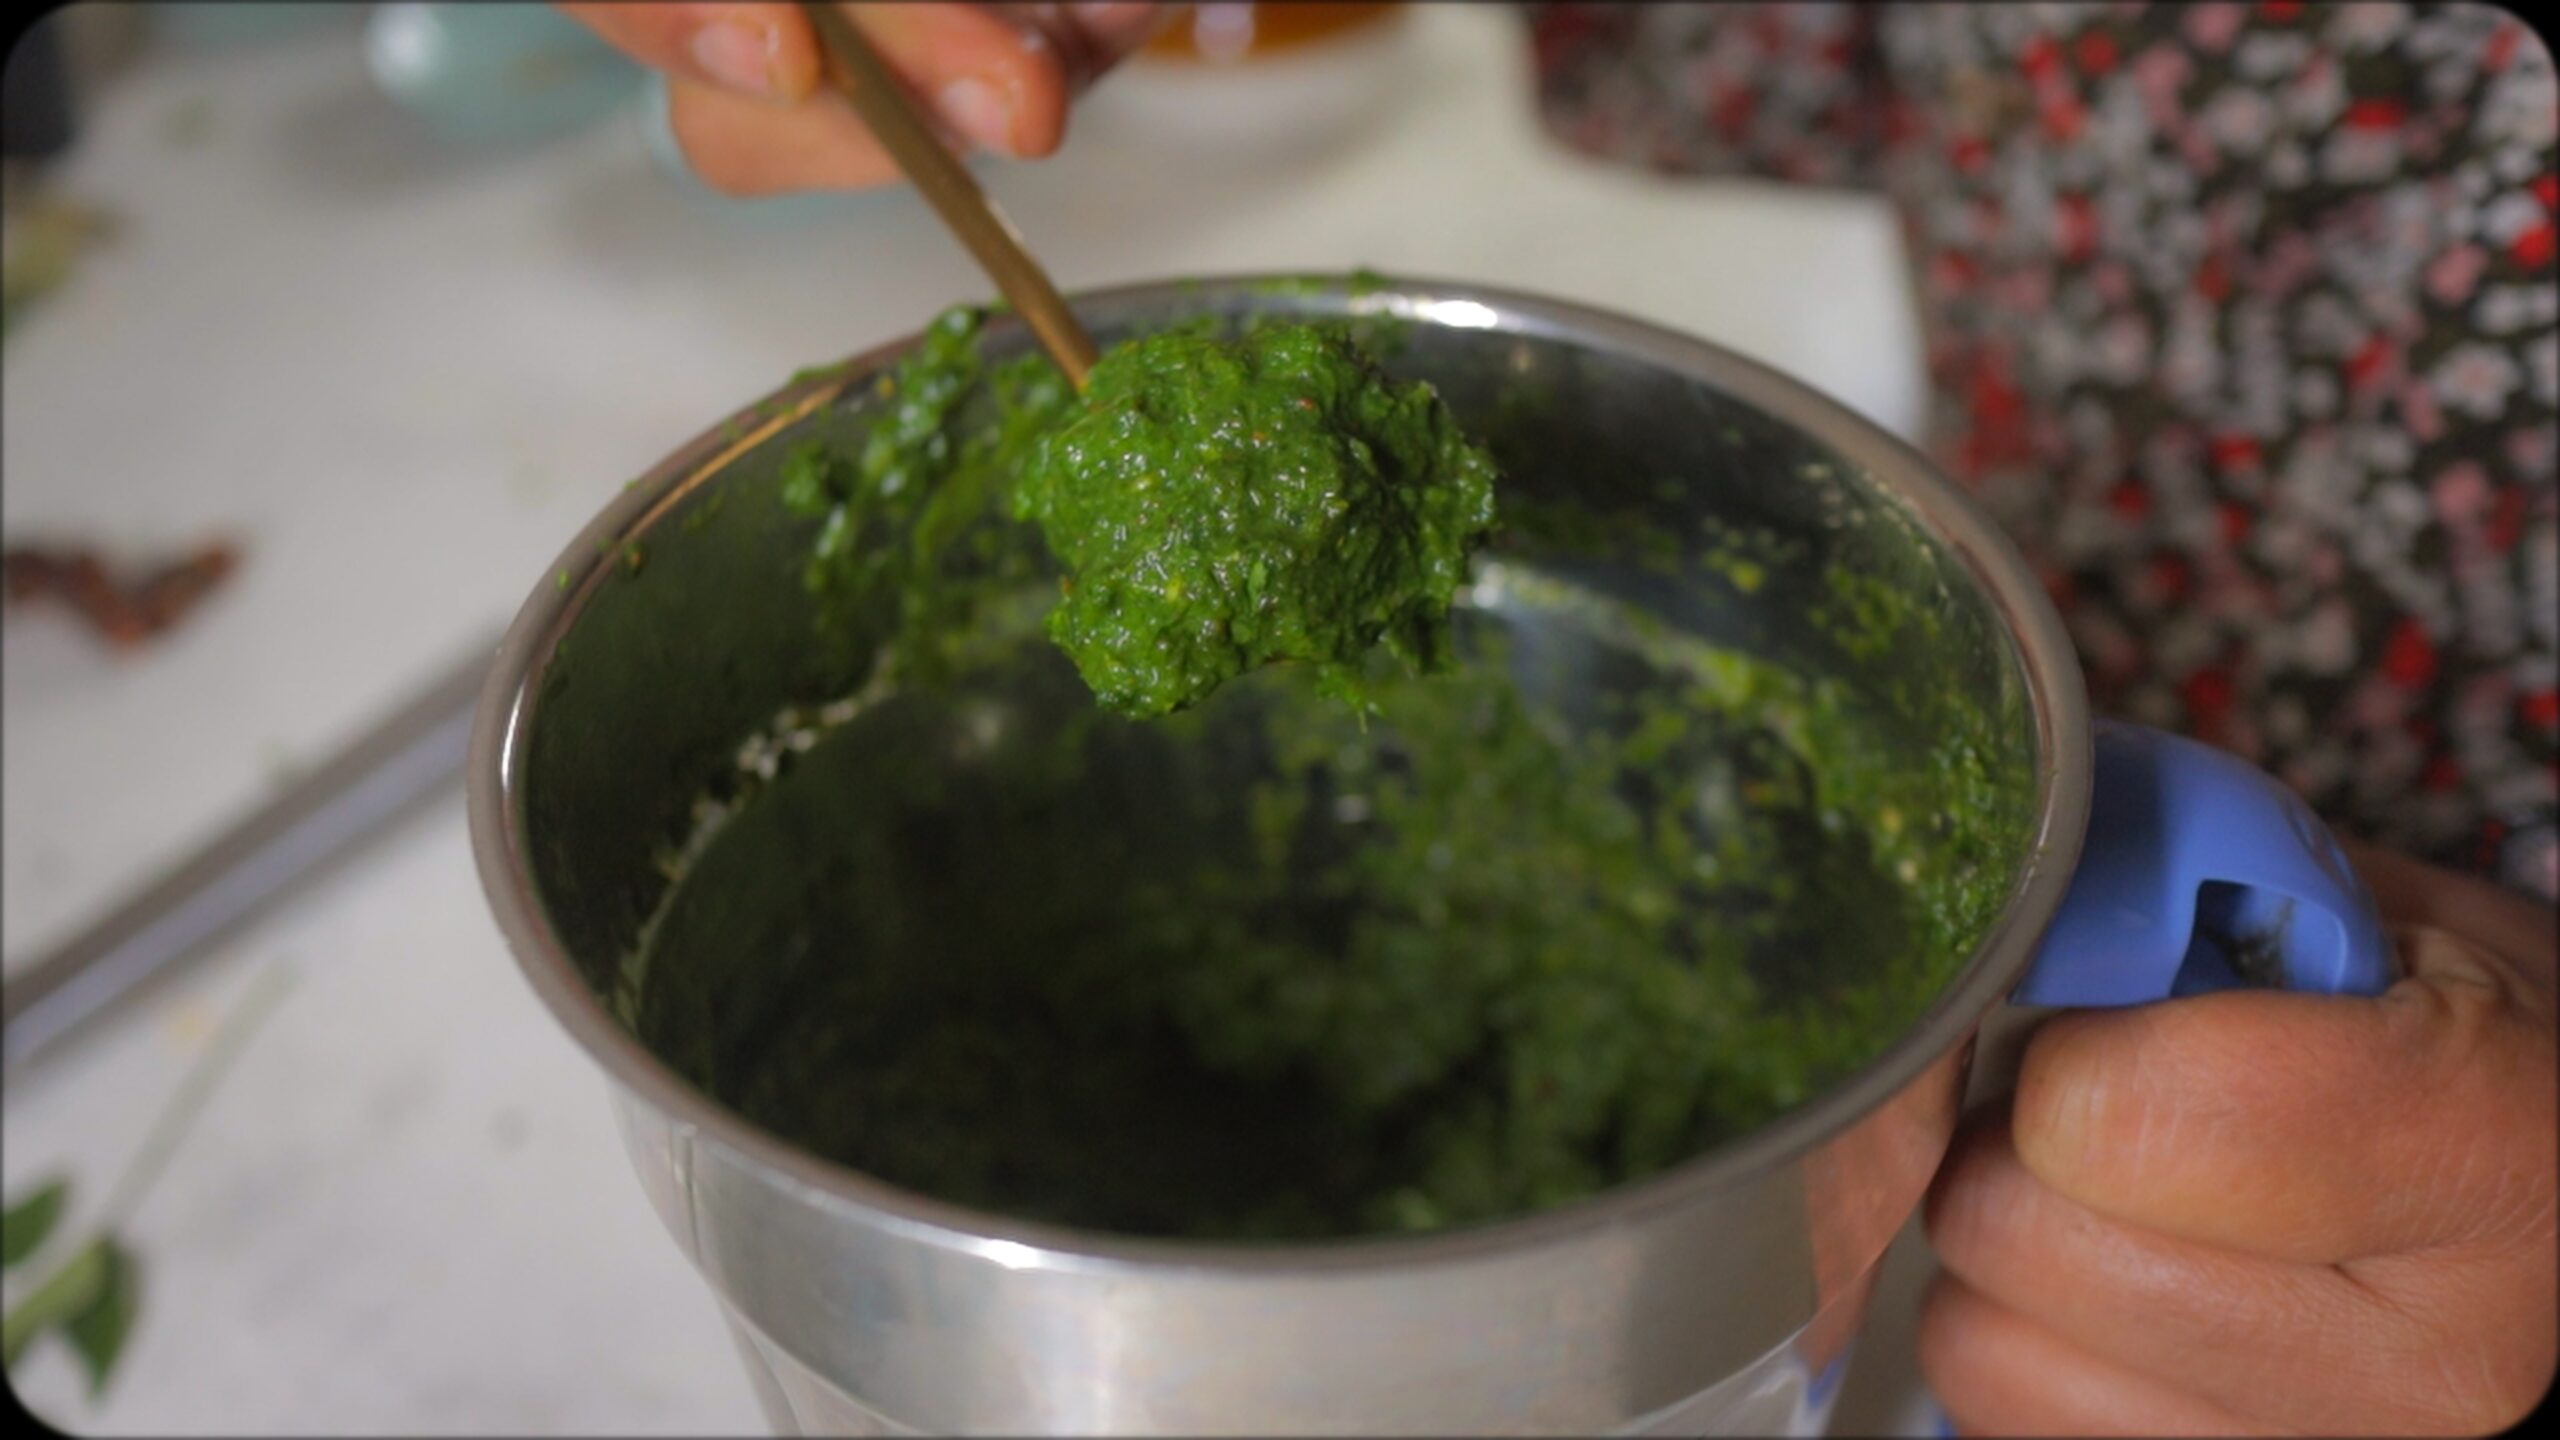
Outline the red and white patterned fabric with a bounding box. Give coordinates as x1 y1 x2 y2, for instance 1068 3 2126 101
1526 1 2559 900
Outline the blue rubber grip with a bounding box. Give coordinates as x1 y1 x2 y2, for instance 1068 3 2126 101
1926 724 2395 1436
2015 721 2395 1005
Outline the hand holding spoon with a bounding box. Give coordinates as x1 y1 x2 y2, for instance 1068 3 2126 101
797 2 1099 389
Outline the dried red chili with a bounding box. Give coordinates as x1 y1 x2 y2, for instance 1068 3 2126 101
3 541 241 649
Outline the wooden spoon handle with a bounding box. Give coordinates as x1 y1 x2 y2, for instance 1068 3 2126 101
798 2 1099 389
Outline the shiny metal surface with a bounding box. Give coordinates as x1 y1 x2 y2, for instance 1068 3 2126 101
467 276 2092 1435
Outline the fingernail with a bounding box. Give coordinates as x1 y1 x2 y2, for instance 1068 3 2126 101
690 20 782 98
935 76 1017 153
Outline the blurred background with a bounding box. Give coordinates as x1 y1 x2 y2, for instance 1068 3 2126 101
1 4 1928 1431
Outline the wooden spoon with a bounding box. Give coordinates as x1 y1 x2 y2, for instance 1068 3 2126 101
798 2 1100 389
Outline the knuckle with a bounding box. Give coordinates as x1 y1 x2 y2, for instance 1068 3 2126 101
2012 1009 2165 1141
666 101 775 197
2010 1016 2125 1186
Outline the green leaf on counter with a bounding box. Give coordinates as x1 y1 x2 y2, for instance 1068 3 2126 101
63 1239 138 1396
2 1179 68 1269
0 1237 108 1369
0 966 285 1396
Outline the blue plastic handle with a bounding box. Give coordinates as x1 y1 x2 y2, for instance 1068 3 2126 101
1924 723 2396 1436
2017 721 2395 1005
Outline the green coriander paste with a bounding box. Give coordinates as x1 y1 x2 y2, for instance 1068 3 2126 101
1013 324 1497 717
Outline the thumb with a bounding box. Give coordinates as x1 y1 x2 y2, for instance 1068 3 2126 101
556 3 823 102
2011 916 2555 1265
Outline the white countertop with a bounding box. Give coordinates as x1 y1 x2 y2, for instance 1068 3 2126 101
1 6 1935 1431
